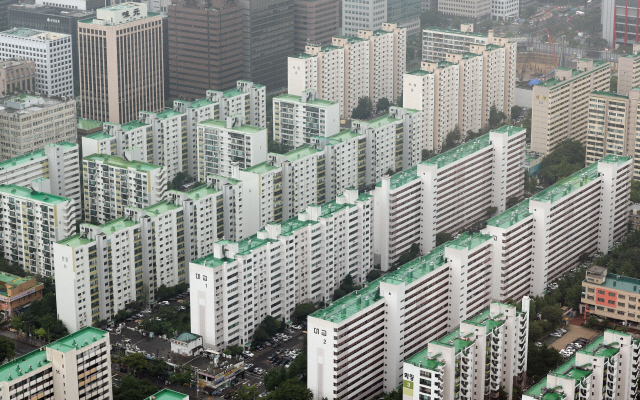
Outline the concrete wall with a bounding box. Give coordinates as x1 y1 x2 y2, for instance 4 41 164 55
515 87 533 108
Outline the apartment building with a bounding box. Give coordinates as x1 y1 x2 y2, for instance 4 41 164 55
0 272 44 318
0 327 112 400
197 116 267 180
147 389 189 400
0 93 77 161
402 299 530 400
289 23 405 118
0 28 73 97
438 0 491 18
0 141 80 203
582 266 640 326
484 154 632 301
293 0 339 53
617 50 640 96
190 188 373 350
524 329 640 400
273 90 341 147
341 0 386 36
531 59 611 154
78 3 164 124
373 125 525 270
0 59 36 95
167 0 243 99
139 109 188 180
586 89 640 180
491 0 519 20
307 232 497 400
83 154 167 224
0 185 78 276
206 81 266 129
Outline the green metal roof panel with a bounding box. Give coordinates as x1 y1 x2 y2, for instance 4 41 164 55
184 184 220 200
120 120 149 131
432 328 474 354
243 162 279 174
421 133 491 169
525 377 548 397
85 132 113 141
356 114 400 130
77 118 104 130
84 154 161 172
174 332 201 342
188 98 214 109
275 93 338 107
0 272 32 286
446 232 492 250
47 327 108 353
282 145 321 162
87 217 138 235
0 184 70 205
223 89 245 98
486 199 531 229
145 201 181 216
57 234 93 248
595 273 640 294
145 389 188 400
0 149 46 170
199 119 264 134
237 234 271 255
0 349 49 382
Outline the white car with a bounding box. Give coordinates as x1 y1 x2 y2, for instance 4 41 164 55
243 352 255 358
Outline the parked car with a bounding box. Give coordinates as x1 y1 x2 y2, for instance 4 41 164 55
244 363 254 371
243 351 255 358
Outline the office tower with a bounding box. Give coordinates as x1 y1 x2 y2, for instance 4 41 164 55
83 154 167 224
524 330 640 400
582 266 640 325
387 0 421 36
617 45 640 95
78 3 164 124
601 0 640 47
0 59 36 95
189 189 373 350
531 59 610 154
402 300 530 400
373 126 525 270
8 4 96 79
586 89 640 180
0 0 19 32
0 184 78 276
0 141 81 203
273 90 341 147
239 0 294 91
293 0 339 52
197 116 268 180
289 23 405 118
0 273 44 318
341 0 387 37
167 0 243 99
491 0 519 20
438 0 490 18
0 328 112 399
0 93 77 161
0 28 73 97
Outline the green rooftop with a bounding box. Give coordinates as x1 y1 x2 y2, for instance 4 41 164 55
154 109 183 120
464 307 506 332
549 355 592 382
356 114 399 130
321 45 341 52
599 153 631 166
237 234 271 255
596 273 640 294
82 217 138 235
0 184 70 205
530 161 600 204
275 93 337 107
47 327 108 353
144 200 181 216
291 53 317 59
0 349 49 382
183 184 220 200
1 28 42 37
537 60 609 88
57 234 94 248
406 69 432 76
85 132 113 141
120 120 149 131
276 218 319 237
192 252 235 269
425 26 488 38
422 133 491 169
493 125 525 136
485 44 502 51
223 89 245 99
579 332 621 358
77 118 104 131
591 90 629 99
486 199 532 229
432 328 474 354
188 98 214 109
405 346 445 370
0 272 32 287
84 153 161 172
524 377 549 398
280 145 321 162
319 129 360 145
145 389 187 400
446 232 492 250
243 161 279 175
0 142 76 170
199 119 264 134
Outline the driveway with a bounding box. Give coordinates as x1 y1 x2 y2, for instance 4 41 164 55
550 325 600 351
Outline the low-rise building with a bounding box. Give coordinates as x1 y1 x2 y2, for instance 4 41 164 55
171 332 203 356
402 299 530 400
0 141 80 203
83 154 167 224
523 329 640 400
0 184 78 276
0 58 36 95
190 189 372 350
147 389 189 400
0 272 44 319
582 266 640 327
630 204 640 229
0 93 77 161
0 327 112 400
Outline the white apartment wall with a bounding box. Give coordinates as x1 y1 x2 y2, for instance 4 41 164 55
403 71 435 150
288 56 318 96
174 100 218 177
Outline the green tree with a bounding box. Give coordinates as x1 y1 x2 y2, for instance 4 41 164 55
436 232 453 246
376 97 391 113
441 127 460 152
631 180 640 203
366 269 384 282
528 321 545 342
265 379 313 400
610 75 618 92
288 350 307 378
264 366 288 391
510 105 523 121
332 289 347 300
169 172 194 190
113 375 158 400
146 359 169 378
253 328 269 344
293 303 316 322
34 328 47 340
120 352 149 376
489 105 507 129
224 345 244 356
169 365 193 385
527 345 564 383
486 206 498 217
540 304 563 326
232 385 259 400
351 97 373 120
381 388 402 400
420 9 447 28
0 336 15 363
537 140 586 186
260 315 281 337
0 258 27 277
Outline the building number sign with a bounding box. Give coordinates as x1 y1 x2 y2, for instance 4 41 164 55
313 328 327 344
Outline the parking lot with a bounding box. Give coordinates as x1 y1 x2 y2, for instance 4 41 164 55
550 325 600 352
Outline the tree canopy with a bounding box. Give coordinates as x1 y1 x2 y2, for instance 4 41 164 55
113 375 159 400
293 303 316 322
264 379 313 400
352 97 373 120
11 292 68 341
0 337 15 363
537 140 586 186
376 97 391 113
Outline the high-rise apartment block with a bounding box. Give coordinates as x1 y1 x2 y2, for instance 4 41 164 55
78 3 164 124
617 48 640 96
0 141 81 203
0 28 73 97
0 59 36 95
438 0 490 18
289 23 406 118
586 89 640 180
139 109 188 180
0 185 78 276
293 0 339 52
531 59 610 154
83 154 167 224
239 0 294 90
206 81 266 129
0 328 112 400
273 90 341 147
167 0 243 99
189 189 373 350
0 93 77 161
402 299 530 400
341 0 386 36
197 116 268 180
524 330 640 400
373 126 525 270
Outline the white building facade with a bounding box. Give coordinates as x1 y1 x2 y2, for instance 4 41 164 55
341 0 387 36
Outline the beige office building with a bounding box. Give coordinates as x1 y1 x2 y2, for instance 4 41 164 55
531 59 610 154
438 0 491 19
586 89 640 180
0 59 36 95
78 2 164 124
